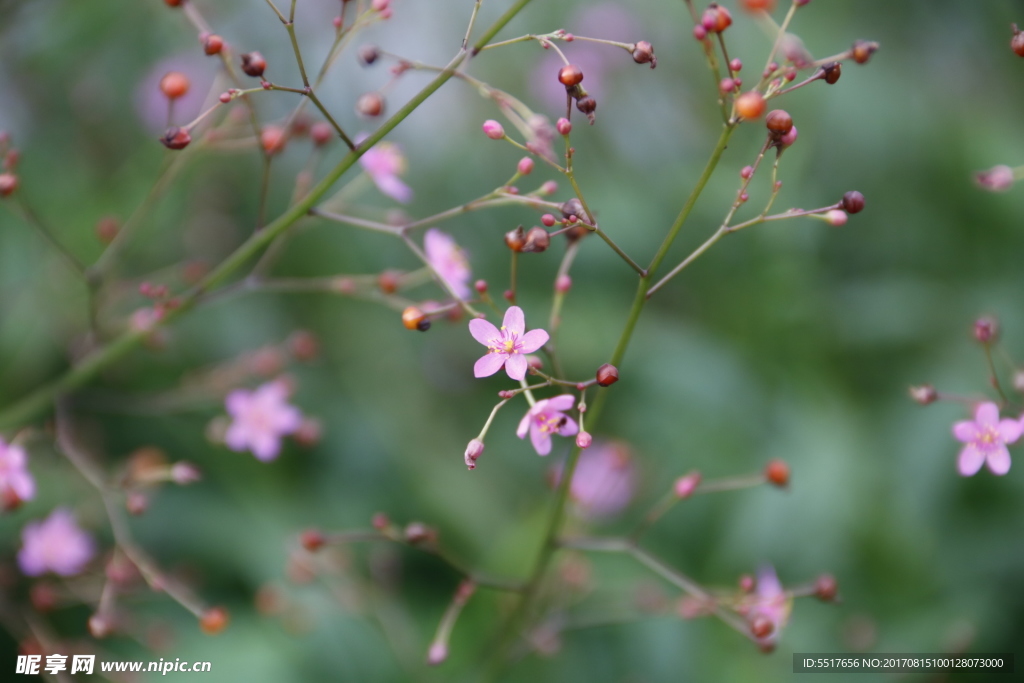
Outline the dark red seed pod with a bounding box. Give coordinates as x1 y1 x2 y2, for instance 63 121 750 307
241 52 267 77
160 127 192 150
300 529 325 551
851 40 877 64
356 92 385 117
631 41 657 68
358 44 380 65
0 173 18 197
203 34 224 56
558 64 584 86
814 574 838 602
560 198 585 221
765 109 793 136
750 615 774 639
841 191 865 214
822 61 841 84
504 226 526 252
576 95 597 122
596 363 619 387
521 226 550 253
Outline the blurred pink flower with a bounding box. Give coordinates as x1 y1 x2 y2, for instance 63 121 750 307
469 306 549 381
0 438 34 507
424 229 471 299
561 440 635 519
18 508 95 577
359 140 413 203
747 565 792 647
517 394 578 456
952 402 1020 476
225 381 302 461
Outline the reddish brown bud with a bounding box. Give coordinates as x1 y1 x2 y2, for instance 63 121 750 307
1013 25 1024 57
852 40 877 64
241 52 267 77
200 607 229 635
260 126 287 155
702 4 733 33
740 0 776 11
750 615 774 639
841 191 865 214
575 95 597 123
521 226 550 253
765 109 793 136
160 127 192 150
310 122 333 147
505 225 526 252
474 279 488 294
974 316 999 344
560 198 586 221
0 173 19 197
402 306 430 331
300 529 325 552
822 61 842 84
764 458 790 487
814 573 838 602
358 44 380 65
203 34 224 56
596 363 619 387
631 41 657 68
288 330 319 361
908 385 937 405
403 522 434 545
378 270 402 294
159 72 190 100
558 64 584 86
735 91 766 120
356 92 385 117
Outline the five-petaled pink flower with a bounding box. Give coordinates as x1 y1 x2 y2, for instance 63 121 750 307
0 437 35 508
18 508 95 577
952 402 1020 476
424 229 471 300
517 394 579 456
359 140 413 203
225 380 303 461
469 306 548 381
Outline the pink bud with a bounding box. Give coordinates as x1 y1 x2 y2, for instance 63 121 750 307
526 355 544 371
673 471 701 498
541 213 556 227
976 165 1015 192
825 209 848 226
779 124 798 147
332 16 342 28
740 165 754 179
371 0 389 11
474 279 488 294
693 24 707 40
517 157 534 175
427 642 448 666
576 431 593 449
171 461 202 485
719 78 735 94
555 274 572 293
730 58 743 72
482 120 505 140
556 117 572 136
540 180 558 195
464 439 484 469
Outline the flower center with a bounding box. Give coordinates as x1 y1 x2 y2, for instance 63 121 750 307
537 413 566 434
979 427 998 446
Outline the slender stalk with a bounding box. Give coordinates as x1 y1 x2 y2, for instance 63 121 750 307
9 196 86 277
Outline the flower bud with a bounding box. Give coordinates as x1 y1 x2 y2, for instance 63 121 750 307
764 458 790 487
852 40 878 64
824 209 847 226
560 197 585 221
740 0 775 12
739 573 756 592
402 306 430 331
300 529 325 551
505 225 526 252
556 117 572 136
521 226 550 253
540 180 558 195
126 492 148 516
693 24 708 40
241 52 267 77
0 173 18 197
404 522 434 545
596 363 619 387
974 316 998 344
735 91 766 120
750 615 774 639
517 157 534 175
779 125 798 147
203 34 224 56
976 165 1015 192
260 126 287 155
310 122 333 147
814 573 838 602
526 355 544 371
719 78 736 95
841 191 865 214
356 92 385 117
200 607 229 635
555 274 572 293
474 279 488 294
575 96 597 123
765 109 793 136
558 64 584 86
631 41 657 68
822 61 841 84
482 120 505 140
464 439 484 469
372 512 390 530
673 471 701 498
89 613 114 639
702 4 733 33
908 385 938 405
171 461 202 485
576 431 593 449
160 127 192 150
378 270 401 294
358 44 380 65
427 642 448 666
159 71 190 99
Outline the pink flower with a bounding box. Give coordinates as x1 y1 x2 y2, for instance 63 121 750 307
18 508 95 577
424 229 472 300
745 565 792 646
560 440 635 518
0 438 34 507
469 306 549 381
976 165 1015 192
225 381 303 461
952 402 1020 476
517 394 578 456
359 141 413 203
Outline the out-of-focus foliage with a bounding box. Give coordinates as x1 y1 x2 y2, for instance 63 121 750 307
1 0 1023 681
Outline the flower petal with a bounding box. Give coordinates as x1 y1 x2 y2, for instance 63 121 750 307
373 174 413 204
530 424 552 456
987 446 1012 475
546 394 577 412
518 329 549 354
251 433 281 462
225 390 251 417
998 419 1022 444
474 353 506 378
517 410 532 439
423 229 446 260
952 420 979 443
958 444 985 476
557 416 579 437
503 306 525 336
505 353 528 381
975 402 1000 427
224 422 250 452
469 318 501 346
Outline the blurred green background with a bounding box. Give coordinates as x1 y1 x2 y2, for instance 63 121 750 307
2 0 1024 681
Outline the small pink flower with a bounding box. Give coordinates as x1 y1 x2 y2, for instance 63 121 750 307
224 381 303 461
745 565 792 646
976 165 1015 192
469 306 549 381
561 440 635 518
482 120 505 140
0 438 34 507
359 140 413 203
18 508 95 577
952 402 1020 476
424 229 472 300
517 394 578 456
